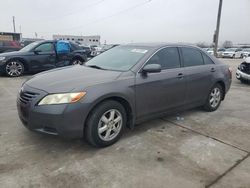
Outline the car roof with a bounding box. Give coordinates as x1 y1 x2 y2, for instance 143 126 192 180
123 43 201 50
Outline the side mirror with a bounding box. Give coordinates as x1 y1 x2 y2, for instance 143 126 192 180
142 64 161 74
34 49 41 54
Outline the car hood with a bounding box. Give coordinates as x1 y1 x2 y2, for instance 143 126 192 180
25 65 123 93
0 50 28 57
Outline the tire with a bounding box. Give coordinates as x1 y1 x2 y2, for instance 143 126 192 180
85 100 127 147
203 84 223 112
71 58 84 65
5 60 24 77
240 79 248 84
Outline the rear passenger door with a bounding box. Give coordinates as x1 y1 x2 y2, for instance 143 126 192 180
135 47 188 118
180 47 215 105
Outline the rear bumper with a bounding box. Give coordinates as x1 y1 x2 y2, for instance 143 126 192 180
236 69 250 81
0 64 5 74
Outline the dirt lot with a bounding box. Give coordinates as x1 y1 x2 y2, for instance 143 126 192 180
0 59 249 188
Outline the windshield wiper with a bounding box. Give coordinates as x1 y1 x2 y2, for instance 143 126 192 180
86 65 106 70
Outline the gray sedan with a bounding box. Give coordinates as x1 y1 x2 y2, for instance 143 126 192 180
17 43 232 147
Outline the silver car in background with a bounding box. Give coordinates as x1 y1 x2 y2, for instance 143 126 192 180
222 48 243 58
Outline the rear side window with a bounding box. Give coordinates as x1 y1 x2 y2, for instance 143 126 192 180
35 43 54 52
182 47 204 67
147 47 181 69
202 54 214 65
70 42 81 50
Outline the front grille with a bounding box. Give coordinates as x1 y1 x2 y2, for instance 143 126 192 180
19 91 39 104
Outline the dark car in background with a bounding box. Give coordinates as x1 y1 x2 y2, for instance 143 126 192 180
91 44 119 57
80 46 92 57
0 40 22 53
236 57 250 83
0 40 88 77
17 43 232 147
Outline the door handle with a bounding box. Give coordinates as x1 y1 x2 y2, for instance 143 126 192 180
177 73 184 79
211 68 216 72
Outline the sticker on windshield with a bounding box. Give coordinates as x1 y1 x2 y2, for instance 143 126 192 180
131 49 148 53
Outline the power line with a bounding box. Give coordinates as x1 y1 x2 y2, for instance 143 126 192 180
77 0 153 30
40 0 152 34
28 0 105 24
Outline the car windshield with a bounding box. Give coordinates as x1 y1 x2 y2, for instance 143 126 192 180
218 48 225 51
243 48 250 52
85 46 149 71
226 48 237 52
19 42 39 52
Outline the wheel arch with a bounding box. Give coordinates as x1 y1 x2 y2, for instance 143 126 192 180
7 57 29 72
215 80 226 100
84 95 135 132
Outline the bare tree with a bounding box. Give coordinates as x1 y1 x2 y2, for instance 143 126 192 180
196 42 209 48
222 41 233 48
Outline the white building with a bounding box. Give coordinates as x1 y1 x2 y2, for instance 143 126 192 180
53 35 100 46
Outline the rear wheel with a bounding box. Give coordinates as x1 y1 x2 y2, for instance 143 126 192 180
71 58 84 65
5 60 24 77
240 79 248 84
85 100 126 147
204 84 223 112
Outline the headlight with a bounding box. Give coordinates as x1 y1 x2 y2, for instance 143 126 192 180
38 92 86 105
0 57 6 61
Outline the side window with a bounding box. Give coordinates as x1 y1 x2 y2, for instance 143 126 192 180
147 47 181 69
182 47 204 67
35 43 54 52
202 54 214 65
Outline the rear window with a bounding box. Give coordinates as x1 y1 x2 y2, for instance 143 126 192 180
70 42 82 50
202 54 214 65
181 47 204 67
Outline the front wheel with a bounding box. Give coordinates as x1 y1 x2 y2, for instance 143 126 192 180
204 84 223 112
5 60 24 77
85 100 127 147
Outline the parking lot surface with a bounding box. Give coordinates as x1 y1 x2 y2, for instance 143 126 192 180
0 59 250 188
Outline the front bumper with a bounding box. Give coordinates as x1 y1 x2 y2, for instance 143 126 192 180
17 84 90 139
222 53 234 58
0 63 6 74
236 69 250 81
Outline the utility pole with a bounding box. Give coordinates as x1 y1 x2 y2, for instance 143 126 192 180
214 0 223 57
12 16 16 33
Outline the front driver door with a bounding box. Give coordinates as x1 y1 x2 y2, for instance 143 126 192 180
135 47 187 119
30 42 57 71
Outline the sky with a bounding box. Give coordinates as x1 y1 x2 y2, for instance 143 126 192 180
0 0 249 45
